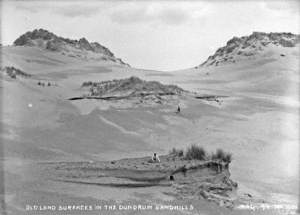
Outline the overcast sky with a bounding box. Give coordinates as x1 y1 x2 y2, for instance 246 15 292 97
1 0 299 71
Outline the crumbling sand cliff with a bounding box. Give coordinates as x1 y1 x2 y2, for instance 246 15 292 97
44 154 238 208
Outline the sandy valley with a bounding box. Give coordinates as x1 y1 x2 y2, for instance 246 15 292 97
0 29 299 215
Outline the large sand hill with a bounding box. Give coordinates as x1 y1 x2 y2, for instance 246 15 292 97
0 39 299 215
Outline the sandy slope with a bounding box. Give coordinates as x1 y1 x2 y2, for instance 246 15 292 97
0 43 299 215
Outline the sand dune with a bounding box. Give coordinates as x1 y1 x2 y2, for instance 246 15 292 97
1 32 299 215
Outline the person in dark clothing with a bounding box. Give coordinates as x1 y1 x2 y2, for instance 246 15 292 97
177 105 181 113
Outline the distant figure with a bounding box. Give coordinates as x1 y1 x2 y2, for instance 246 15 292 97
176 105 181 113
182 165 187 177
152 153 160 163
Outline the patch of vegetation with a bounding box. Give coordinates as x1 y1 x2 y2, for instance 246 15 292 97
211 149 232 163
2 66 31 79
169 146 232 163
184 144 207 161
169 148 184 157
81 76 185 97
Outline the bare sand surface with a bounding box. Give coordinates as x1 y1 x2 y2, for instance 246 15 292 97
1 44 299 215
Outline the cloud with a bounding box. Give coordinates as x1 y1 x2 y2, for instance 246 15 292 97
15 1 207 24
158 8 189 25
110 4 197 26
262 0 300 13
110 6 149 24
15 2 103 18
53 5 101 18
15 4 44 13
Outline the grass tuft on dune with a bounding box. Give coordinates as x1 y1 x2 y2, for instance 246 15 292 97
170 145 233 163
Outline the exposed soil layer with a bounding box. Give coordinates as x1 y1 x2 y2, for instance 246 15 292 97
43 154 238 208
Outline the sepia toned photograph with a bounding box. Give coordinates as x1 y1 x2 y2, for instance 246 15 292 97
0 0 299 214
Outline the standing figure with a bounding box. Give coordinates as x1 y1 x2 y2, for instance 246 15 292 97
152 153 160 163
